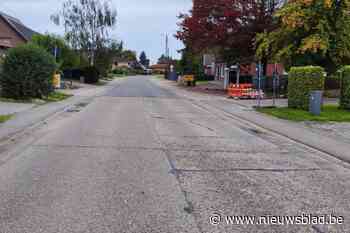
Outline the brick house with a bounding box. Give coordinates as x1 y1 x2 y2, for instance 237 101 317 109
0 12 38 57
202 53 286 90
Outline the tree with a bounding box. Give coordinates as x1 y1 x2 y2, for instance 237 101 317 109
139 51 149 67
158 54 170 64
176 0 282 63
52 0 117 66
95 40 123 76
31 34 80 70
256 0 350 73
120 50 137 61
177 47 203 76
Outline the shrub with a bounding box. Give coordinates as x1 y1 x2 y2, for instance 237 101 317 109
83 66 100 84
0 56 4 74
111 67 138 76
288 66 325 110
340 66 350 109
32 34 80 71
325 75 341 90
112 68 127 75
0 44 57 99
60 49 81 70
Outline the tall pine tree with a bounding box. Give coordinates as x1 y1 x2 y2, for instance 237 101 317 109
139 51 149 67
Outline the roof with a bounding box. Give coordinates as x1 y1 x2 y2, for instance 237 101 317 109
150 64 169 70
0 12 38 42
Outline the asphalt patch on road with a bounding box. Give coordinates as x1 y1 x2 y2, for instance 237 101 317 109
65 102 90 113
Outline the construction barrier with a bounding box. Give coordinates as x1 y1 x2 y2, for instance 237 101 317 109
227 83 264 99
179 75 196 86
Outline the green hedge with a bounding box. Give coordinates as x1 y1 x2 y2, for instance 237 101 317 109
83 66 100 84
0 44 57 99
288 66 325 110
340 66 350 109
111 67 138 76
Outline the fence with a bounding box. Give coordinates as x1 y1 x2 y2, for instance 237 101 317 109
234 74 340 98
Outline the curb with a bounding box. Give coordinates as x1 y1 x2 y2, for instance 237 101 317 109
0 96 92 143
192 100 350 165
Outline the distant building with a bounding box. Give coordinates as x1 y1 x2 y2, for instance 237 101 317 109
202 54 216 76
149 64 169 74
201 53 286 90
0 12 38 57
112 58 132 69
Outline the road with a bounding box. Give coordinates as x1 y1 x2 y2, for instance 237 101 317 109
0 76 349 233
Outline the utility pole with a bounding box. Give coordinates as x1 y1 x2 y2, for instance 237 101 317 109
273 63 278 107
257 61 263 108
165 33 170 59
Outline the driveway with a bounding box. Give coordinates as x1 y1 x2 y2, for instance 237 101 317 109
0 76 349 233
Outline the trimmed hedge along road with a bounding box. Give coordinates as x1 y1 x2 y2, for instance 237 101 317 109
340 66 350 110
288 66 325 110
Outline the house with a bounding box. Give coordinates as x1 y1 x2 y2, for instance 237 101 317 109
150 64 169 74
202 54 285 89
202 54 227 81
150 58 177 74
0 12 38 57
202 54 216 77
112 58 132 69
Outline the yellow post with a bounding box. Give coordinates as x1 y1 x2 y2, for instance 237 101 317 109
53 73 61 89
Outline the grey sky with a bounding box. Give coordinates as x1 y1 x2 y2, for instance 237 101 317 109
0 0 192 64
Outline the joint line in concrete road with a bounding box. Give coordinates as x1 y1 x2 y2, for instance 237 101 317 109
173 167 327 175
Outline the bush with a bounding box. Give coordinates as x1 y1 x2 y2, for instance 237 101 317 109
111 67 138 76
340 66 350 109
83 66 100 84
325 75 341 90
195 74 215 81
32 34 81 71
0 44 57 99
288 66 325 110
112 68 127 75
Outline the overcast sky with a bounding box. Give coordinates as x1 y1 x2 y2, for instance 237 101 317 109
0 0 192 64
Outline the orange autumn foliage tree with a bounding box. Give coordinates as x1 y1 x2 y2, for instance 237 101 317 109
256 0 350 73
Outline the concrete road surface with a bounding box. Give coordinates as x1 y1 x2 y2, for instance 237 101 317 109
0 76 349 233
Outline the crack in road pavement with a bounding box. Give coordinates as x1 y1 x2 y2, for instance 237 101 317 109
172 167 327 174
32 144 286 154
189 120 215 132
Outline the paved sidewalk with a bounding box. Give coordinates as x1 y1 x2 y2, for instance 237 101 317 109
202 100 350 164
230 98 338 108
0 79 117 141
303 121 350 145
0 102 35 116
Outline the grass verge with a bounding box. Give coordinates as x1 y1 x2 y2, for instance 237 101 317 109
45 92 73 102
0 97 33 104
0 114 13 123
196 80 209 85
153 75 164 79
257 105 350 122
1 91 72 104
